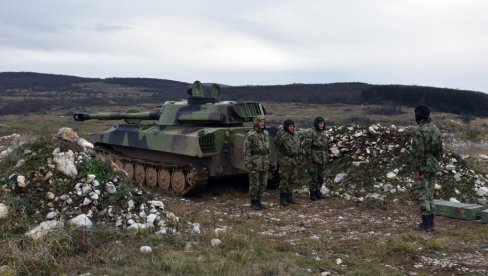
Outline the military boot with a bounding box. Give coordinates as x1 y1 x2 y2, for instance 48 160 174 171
287 193 298 204
251 200 261 210
315 190 325 200
430 214 435 230
416 215 432 232
310 190 318 201
257 197 266 210
280 193 289 206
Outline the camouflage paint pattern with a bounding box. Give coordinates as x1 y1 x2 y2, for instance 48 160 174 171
244 116 271 200
412 118 443 216
304 127 329 191
275 129 301 193
74 81 275 180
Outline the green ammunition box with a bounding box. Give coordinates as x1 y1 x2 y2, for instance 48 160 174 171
481 209 488 224
434 200 486 221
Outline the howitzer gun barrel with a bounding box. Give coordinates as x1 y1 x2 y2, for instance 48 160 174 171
73 112 160 121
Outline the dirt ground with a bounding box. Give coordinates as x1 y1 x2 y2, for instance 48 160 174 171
164 181 488 275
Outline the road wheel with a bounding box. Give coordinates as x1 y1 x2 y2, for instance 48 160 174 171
123 162 134 180
146 166 158 187
172 170 186 195
158 168 171 192
135 164 146 186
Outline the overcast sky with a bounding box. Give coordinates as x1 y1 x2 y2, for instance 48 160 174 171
1 0 487 92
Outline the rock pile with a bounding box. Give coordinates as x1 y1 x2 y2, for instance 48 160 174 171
322 123 488 205
0 128 182 240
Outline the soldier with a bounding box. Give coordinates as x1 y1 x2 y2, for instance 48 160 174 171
244 115 271 210
306 116 328 201
411 106 443 232
275 119 301 206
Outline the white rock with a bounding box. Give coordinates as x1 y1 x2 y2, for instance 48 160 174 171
83 198 92 205
146 214 158 225
449 197 460 203
191 223 201 234
147 200 165 209
105 182 117 194
82 184 92 194
77 138 94 150
476 187 488 197
330 146 341 157
479 154 488 160
0 203 9 218
335 258 343 265
368 126 377 135
334 173 347 183
128 223 146 230
214 227 227 235
434 184 442 190
92 180 100 187
59 195 69 201
86 174 96 184
69 214 93 228
57 127 79 143
25 220 64 240
52 149 78 177
46 211 58 220
128 200 135 211
454 174 462 182
320 186 330 195
140 246 152 254
445 164 456 171
17 175 26 188
211 238 222 247
89 192 99 200
46 192 55 200
386 172 397 179
115 217 123 227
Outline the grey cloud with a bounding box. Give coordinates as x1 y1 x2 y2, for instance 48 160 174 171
94 23 131 33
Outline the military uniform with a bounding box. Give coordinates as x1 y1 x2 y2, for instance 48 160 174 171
244 115 270 210
411 106 443 231
275 121 301 205
305 117 329 200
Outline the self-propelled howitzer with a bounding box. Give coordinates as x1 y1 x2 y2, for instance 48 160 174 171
73 81 277 195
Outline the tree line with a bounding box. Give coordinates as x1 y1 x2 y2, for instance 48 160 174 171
1 72 487 117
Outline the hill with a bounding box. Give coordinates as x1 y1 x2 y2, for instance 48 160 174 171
0 72 487 117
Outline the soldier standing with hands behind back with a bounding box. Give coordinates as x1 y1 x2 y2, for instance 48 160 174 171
307 116 329 201
244 115 270 211
411 106 443 232
275 119 301 206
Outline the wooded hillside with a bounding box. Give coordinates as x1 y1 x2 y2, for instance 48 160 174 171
0 72 487 117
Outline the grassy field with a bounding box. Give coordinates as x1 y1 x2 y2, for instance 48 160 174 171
2 102 487 140
1 187 488 275
1 102 487 274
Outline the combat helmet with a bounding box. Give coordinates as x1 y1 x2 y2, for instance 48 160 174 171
313 116 326 131
415 106 430 124
283 119 295 133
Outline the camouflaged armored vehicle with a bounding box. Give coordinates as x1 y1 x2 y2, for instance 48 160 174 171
74 81 277 195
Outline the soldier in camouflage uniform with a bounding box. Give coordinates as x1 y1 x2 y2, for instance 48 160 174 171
275 119 301 206
306 116 328 201
411 106 443 231
244 115 271 210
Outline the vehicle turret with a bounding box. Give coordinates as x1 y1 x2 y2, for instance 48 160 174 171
73 81 276 196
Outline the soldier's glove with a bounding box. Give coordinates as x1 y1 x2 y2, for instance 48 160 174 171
412 171 421 181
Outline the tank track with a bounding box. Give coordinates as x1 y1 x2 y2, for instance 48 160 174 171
95 146 208 196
